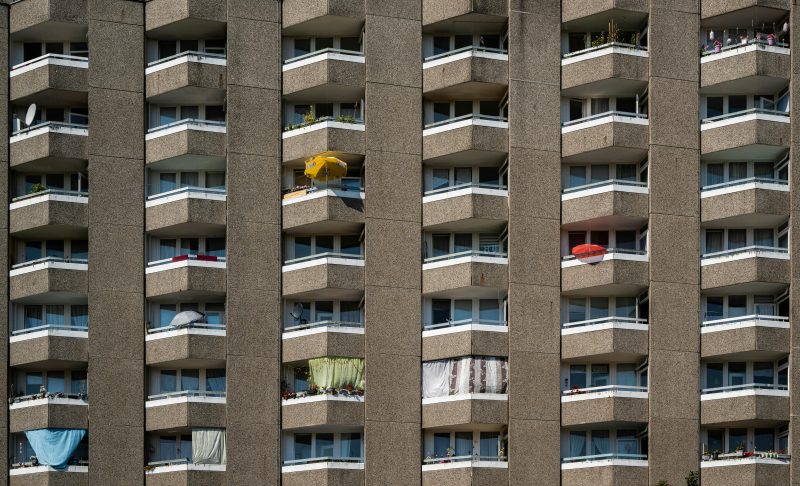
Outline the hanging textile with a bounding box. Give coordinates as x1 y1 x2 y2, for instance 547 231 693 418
308 357 365 389
422 360 451 398
24 428 86 470
192 428 226 465
423 356 508 397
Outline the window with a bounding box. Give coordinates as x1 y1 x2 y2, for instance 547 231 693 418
754 229 774 247
706 164 724 186
707 429 724 453
46 240 64 259
705 296 723 319
570 365 587 389
24 306 42 329
617 364 637 387
294 433 312 459
454 100 472 117
340 235 361 255
705 230 723 253
293 39 311 57
616 231 637 251
23 43 42 62
591 98 609 115
206 105 225 122
341 37 360 52
753 362 774 385
569 431 586 457
341 433 361 458
728 428 747 452
616 97 636 113
706 363 723 389
590 297 608 320
729 162 747 180
159 107 177 126
707 97 723 118
480 432 500 457
71 370 87 395
754 429 774 452
160 370 177 393
729 95 747 113
616 297 636 319
569 99 583 121
455 432 472 456
479 300 501 322
727 295 747 318
434 432 450 457
727 229 746 250
591 364 609 387
47 371 65 394
204 39 225 55
727 362 746 387
206 369 226 392
591 430 610 455
617 430 638 454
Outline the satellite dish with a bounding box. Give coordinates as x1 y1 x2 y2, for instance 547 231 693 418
289 303 304 320
24 104 37 127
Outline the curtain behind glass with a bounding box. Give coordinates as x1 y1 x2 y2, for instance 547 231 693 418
569 432 586 457
308 357 365 389
192 428 226 464
422 360 451 398
591 430 610 455
70 305 88 328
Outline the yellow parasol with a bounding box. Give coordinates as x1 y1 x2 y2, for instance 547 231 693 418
304 154 348 182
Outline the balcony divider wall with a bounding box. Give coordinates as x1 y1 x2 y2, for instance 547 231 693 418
0 4 8 484
790 4 800 485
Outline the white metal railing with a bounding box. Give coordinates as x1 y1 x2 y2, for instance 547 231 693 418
424 182 507 196
422 455 508 464
147 186 226 201
703 451 790 461
147 50 226 67
562 453 647 463
702 177 788 191
284 252 363 265
701 245 788 260
12 120 88 137
12 256 88 270
282 178 363 196
701 314 788 328
424 114 507 130
284 115 364 131
423 318 506 331
12 189 88 202
9 392 87 404
562 385 647 396
147 254 226 267
561 248 645 261
283 456 363 466
147 458 191 467
284 47 364 64
561 316 647 330
11 53 88 71
701 383 788 395
12 459 88 469
147 118 225 133
562 111 648 127
563 42 648 59
147 322 225 334
147 390 226 401
701 37 789 57
563 179 646 194
424 45 508 62
283 320 364 332
702 108 788 124
11 323 88 336
424 250 507 264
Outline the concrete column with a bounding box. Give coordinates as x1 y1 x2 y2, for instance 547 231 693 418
86 1 145 484
507 1 562 485
363 1 422 484
647 2 701 484
789 3 800 485
224 2 283 485
0 5 8 486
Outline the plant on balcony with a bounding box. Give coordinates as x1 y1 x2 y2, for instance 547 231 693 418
607 19 621 44
590 33 607 48
30 183 45 194
336 114 355 123
767 33 776 46
686 470 699 486
713 40 722 53
570 385 584 395
734 441 745 452
303 111 316 125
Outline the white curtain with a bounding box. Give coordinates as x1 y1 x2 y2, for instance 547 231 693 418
569 432 586 457
192 428 226 465
422 360 452 398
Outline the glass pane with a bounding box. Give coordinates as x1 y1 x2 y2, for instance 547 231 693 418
25 372 43 395
569 431 586 457
46 240 64 259
432 235 449 257
340 235 361 255
729 95 747 113
294 434 312 460
205 303 225 325
728 295 747 318
70 370 87 395
293 104 311 124
180 238 199 255
754 162 773 179
705 296 723 319
455 432 472 456
293 39 311 57
616 231 637 250
590 165 609 183
705 230 724 253
617 364 637 387
433 36 449 55
616 97 636 113
454 34 472 49
616 164 637 181
706 164 724 185
568 298 586 322
591 231 609 247
591 430 610 455
591 98 609 115
315 235 334 254
340 301 361 323
433 102 450 122
728 428 747 452
454 100 472 117
569 99 583 121
707 97 723 118
24 306 43 329
479 101 500 117
591 364 609 387
23 42 42 62
181 106 199 120
754 229 774 247
617 430 639 454
159 436 177 461
46 305 64 326
479 300 501 322
206 172 225 189
206 238 226 257
159 173 177 193
205 369 226 392
480 432 499 457
179 435 192 460
159 107 177 126
432 299 450 324
315 301 333 322
434 433 450 458
341 433 361 458
432 169 449 190
590 297 609 319
45 174 64 189
204 39 225 54
453 300 472 322
25 241 42 261
729 162 747 180
754 429 774 452
294 237 311 259
71 240 88 261
159 370 177 393
316 37 333 50
478 166 500 186
180 172 199 188
615 297 636 318
706 363 723 389
158 40 177 59
159 304 176 327
753 362 774 385
315 103 333 118
181 369 199 391
179 40 198 53
728 362 746 387
570 365 587 389
340 37 360 52
454 234 472 253
454 167 472 185
47 371 64 393
568 232 586 250
707 429 724 453
315 433 334 457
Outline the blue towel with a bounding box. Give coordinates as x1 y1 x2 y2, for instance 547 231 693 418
24 429 86 470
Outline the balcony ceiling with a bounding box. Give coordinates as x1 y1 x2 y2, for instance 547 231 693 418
11 22 86 42
282 16 364 37
561 10 648 33
422 14 507 35
702 6 789 29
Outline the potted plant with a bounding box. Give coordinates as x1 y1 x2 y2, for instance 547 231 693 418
767 33 775 46
30 183 45 194
714 40 722 53
702 450 712 461
303 111 316 126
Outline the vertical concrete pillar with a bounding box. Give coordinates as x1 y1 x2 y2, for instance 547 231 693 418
363 1 422 484
0 5 8 485
86 1 145 484
507 1 562 485
224 1 283 485
647 2 701 484
789 3 800 485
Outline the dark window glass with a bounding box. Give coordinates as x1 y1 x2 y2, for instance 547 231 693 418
454 101 472 117
616 231 637 250
616 97 636 113
340 37 360 52
707 97 724 118
180 40 198 53
433 102 450 122
454 35 472 49
706 363 723 389
158 40 177 59
433 36 449 55
729 95 747 113
23 43 43 62
293 39 311 57
316 37 334 50
479 101 500 117
206 105 225 122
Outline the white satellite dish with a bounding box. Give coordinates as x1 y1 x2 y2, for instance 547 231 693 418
24 104 37 127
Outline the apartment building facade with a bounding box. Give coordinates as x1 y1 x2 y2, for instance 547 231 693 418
0 0 798 485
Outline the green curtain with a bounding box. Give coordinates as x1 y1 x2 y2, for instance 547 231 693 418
308 357 365 389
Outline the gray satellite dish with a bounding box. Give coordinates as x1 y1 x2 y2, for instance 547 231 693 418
24 104 36 127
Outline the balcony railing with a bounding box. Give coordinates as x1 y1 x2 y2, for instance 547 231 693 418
147 118 226 134
562 179 646 194
10 53 89 73
12 460 88 469
12 120 88 137
561 248 646 262
9 392 87 405
424 182 507 197
424 114 507 130
422 455 508 464
423 250 507 264
562 385 648 396
562 111 648 127
702 177 788 192
284 47 364 65
700 383 788 395
147 254 226 267
562 453 647 464
562 42 648 59
561 316 648 330
283 252 363 266
702 450 790 462
147 390 226 401
701 314 789 329
283 456 363 466
701 245 788 261
147 186 226 202
423 318 505 331
702 108 788 125
701 37 789 58
11 323 88 336
424 45 508 62
284 115 364 132
11 256 88 270
147 50 226 68
147 322 225 334
147 458 192 468
282 178 363 199
283 319 364 333
12 189 88 203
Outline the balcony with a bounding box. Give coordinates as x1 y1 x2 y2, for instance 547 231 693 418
283 118 365 165
9 0 87 39
422 458 508 486
10 190 88 239
145 323 226 366
422 321 507 361
146 255 226 300
701 178 789 227
700 454 789 485
146 52 226 105
561 181 648 226
422 393 507 429
422 251 508 297
146 119 226 166
700 1 791 21
282 188 364 234
282 0 364 36
282 254 364 300
10 54 88 106
701 40 790 95
10 122 88 171
422 0 508 28
145 0 226 38
561 317 648 361
561 455 648 485
561 112 648 164
146 187 226 237
561 44 648 98
701 384 789 426
9 395 88 433
10 257 88 302
423 47 508 100
561 385 648 427
146 390 226 432
283 49 365 103
282 321 364 363
701 109 789 161
701 247 789 292
423 115 508 165
10 324 88 368
423 184 508 232
281 461 364 486
282 393 364 430
561 250 648 296
10 465 88 486
701 315 789 359
145 460 225 485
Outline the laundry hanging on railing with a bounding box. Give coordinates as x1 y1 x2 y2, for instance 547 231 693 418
422 356 508 398
24 428 86 469
308 357 365 389
192 428 226 465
